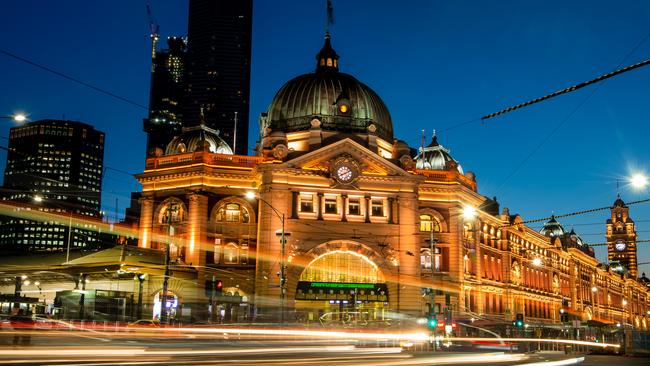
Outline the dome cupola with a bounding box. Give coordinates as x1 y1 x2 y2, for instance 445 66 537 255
414 131 463 173
539 215 566 238
165 123 233 156
262 34 394 143
316 32 339 73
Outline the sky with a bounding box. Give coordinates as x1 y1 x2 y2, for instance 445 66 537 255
0 0 649 270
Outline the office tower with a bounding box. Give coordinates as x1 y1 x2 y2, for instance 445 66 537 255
0 119 105 252
143 36 187 156
185 0 253 155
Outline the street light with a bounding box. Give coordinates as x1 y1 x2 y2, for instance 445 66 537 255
245 191 289 325
532 257 542 267
1 113 27 123
630 173 648 189
462 206 477 220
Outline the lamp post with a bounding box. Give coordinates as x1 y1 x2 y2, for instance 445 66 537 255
246 191 290 325
160 202 176 325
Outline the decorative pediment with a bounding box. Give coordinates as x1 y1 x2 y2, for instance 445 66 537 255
283 138 411 178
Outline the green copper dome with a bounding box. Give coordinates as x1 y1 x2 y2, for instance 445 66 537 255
263 34 394 142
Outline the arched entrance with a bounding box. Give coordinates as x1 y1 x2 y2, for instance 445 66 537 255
153 291 179 321
295 249 389 326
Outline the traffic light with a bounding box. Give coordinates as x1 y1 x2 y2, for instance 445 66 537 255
513 313 524 328
204 280 213 297
214 280 223 295
560 309 569 323
443 307 452 324
427 314 438 329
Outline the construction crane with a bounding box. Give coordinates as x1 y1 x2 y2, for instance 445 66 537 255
146 1 160 71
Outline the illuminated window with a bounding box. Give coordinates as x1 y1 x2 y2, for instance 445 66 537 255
159 200 185 223
224 243 239 264
300 195 313 212
299 251 384 283
422 248 442 271
419 214 441 232
324 197 337 214
371 199 383 217
348 198 360 215
215 203 249 223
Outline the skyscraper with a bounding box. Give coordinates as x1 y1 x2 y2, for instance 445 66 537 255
184 0 252 155
0 119 105 252
143 36 187 155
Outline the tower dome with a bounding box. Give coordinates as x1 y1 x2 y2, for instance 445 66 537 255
539 215 565 237
414 132 463 173
262 34 394 142
165 124 233 156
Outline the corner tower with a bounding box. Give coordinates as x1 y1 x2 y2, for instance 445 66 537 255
606 195 638 277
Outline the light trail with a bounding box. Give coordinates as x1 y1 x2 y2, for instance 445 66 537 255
516 357 585 366
447 337 619 348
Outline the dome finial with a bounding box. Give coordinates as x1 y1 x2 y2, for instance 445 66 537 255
316 32 339 73
428 129 439 147
199 107 206 126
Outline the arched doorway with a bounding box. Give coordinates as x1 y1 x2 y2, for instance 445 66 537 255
295 250 389 326
153 291 179 321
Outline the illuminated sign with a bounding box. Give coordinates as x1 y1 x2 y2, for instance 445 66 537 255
295 281 388 302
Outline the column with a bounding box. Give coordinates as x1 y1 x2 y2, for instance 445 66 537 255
138 193 154 248
290 191 299 219
387 197 394 224
317 193 324 220
396 192 421 315
473 220 484 315
364 195 371 223
186 191 208 267
341 194 347 222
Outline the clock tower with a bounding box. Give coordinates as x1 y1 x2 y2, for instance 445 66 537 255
606 195 638 277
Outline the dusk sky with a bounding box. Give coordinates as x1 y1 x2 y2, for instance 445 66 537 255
1 0 649 269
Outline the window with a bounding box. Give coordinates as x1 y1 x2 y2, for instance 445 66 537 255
348 198 360 215
216 203 249 223
300 195 313 212
419 214 441 232
324 197 337 214
421 247 442 271
421 249 432 269
371 199 383 217
224 243 239 264
160 201 184 223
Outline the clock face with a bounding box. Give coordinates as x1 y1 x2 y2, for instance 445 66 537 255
615 240 626 251
336 165 354 183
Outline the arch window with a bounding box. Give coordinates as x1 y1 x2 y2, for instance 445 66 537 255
215 203 250 223
300 251 383 284
159 200 186 224
419 214 441 233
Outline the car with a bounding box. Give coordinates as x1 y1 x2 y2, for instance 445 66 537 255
127 319 161 328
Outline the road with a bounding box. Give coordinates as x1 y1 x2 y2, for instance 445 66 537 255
0 329 640 365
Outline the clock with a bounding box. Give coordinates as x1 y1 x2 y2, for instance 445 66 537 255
336 165 354 183
615 240 626 251
330 156 359 185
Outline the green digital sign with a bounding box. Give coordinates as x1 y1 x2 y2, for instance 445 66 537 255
310 282 375 289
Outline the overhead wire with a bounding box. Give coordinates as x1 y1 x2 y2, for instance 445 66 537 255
0 48 148 110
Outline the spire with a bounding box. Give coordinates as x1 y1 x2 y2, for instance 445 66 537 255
428 129 439 147
316 33 339 73
613 194 626 208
